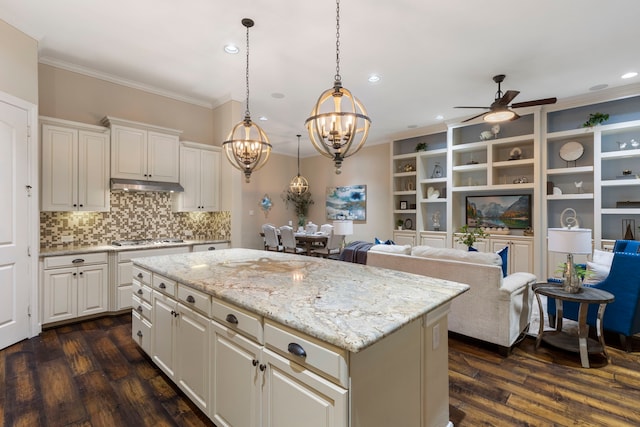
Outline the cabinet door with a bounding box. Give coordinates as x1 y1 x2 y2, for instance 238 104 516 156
77 263 108 317
148 131 179 182
152 292 177 378
42 267 77 324
41 124 78 211
200 149 220 211
78 130 110 212
210 321 261 427
111 125 147 180
420 233 446 248
175 304 210 413
262 349 348 427
177 146 200 211
509 239 533 274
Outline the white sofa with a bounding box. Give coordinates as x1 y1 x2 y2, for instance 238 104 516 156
366 245 537 353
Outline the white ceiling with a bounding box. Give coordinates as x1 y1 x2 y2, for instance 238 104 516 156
2 0 640 157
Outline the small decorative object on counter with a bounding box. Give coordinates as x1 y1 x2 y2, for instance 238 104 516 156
260 194 272 217
431 162 443 178
415 142 428 152
403 163 415 172
560 207 579 229
404 218 413 230
508 147 522 160
480 130 493 141
396 219 404 230
574 181 583 193
523 227 534 236
432 211 441 231
623 219 635 240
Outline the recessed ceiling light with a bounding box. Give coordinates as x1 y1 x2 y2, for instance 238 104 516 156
258 116 268 121
407 124 417 129
589 84 608 91
435 115 444 120
368 74 381 83
622 72 638 79
224 44 239 54
271 93 285 99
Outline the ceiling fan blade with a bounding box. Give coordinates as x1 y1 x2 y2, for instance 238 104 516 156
495 90 520 106
462 112 488 123
511 97 558 108
454 106 490 109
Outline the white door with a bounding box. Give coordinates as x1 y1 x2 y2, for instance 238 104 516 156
0 100 31 349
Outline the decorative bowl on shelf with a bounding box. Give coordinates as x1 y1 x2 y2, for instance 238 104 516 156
481 227 511 235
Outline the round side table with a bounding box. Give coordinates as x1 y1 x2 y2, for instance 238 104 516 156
533 283 614 368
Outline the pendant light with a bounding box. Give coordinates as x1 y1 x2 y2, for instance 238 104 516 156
289 134 309 195
223 18 271 183
305 0 371 175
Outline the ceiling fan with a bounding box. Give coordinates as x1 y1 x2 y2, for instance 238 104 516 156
455 74 557 123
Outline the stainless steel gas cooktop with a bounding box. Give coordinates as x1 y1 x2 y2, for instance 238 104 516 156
111 238 184 247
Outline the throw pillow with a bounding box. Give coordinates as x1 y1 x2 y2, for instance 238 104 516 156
374 237 396 245
496 246 508 277
411 246 502 267
584 261 610 285
369 244 411 255
468 246 479 252
592 249 614 268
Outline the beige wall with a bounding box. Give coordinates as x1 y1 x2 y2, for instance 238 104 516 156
0 20 38 103
38 64 214 144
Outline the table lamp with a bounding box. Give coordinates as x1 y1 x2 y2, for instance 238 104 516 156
332 219 353 250
547 228 592 293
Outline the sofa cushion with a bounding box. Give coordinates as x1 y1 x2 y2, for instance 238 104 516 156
369 244 411 255
411 246 502 267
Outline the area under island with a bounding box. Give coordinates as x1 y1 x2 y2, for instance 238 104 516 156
131 248 469 427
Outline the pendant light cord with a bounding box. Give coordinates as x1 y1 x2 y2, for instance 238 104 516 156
244 21 251 118
296 134 302 175
334 0 341 83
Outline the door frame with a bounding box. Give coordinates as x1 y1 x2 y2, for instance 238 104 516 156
1 89 40 339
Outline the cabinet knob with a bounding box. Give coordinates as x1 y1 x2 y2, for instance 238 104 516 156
208 247 216 251
137 330 143 338
79 204 83 207
73 272 77 277
225 314 238 324
137 273 144 279
159 282 166 289
170 310 179 317
137 289 143 295
73 204 77 207
186 295 196 304
287 342 307 358
79 272 83 276
136 305 143 313
259 364 266 372
252 359 259 366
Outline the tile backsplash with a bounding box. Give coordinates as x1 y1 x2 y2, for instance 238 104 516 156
40 191 231 248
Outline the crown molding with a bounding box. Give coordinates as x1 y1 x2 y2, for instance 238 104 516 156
39 56 217 109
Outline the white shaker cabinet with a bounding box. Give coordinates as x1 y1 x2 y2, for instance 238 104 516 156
40 117 110 212
103 116 182 183
172 142 221 212
41 252 109 324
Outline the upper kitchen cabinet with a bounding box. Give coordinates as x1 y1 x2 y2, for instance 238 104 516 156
172 142 221 212
40 117 110 212
102 116 182 183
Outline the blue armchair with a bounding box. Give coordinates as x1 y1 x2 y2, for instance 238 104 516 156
547 251 640 351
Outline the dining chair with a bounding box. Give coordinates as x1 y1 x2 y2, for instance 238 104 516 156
319 224 333 235
262 224 283 252
279 226 306 254
311 230 341 258
305 222 318 234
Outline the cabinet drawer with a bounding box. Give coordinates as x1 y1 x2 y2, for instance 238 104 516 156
132 280 152 303
191 242 230 252
177 284 211 316
118 246 189 262
212 299 263 343
43 252 107 269
132 311 152 355
132 294 152 320
153 273 176 296
264 320 348 387
132 266 152 285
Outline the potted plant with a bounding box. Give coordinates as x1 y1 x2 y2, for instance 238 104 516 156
456 224 488 249
415 142 428 152
396 219 404 230
282 189 314 227
582 112 609 128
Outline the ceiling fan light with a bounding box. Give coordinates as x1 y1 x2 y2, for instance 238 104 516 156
484 110 515 123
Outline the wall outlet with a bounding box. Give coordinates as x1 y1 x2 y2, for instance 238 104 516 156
61 235 74 243
184 230 193 237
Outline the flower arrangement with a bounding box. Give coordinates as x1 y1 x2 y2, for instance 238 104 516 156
582 112 609 128
456 224 488 248
281 189 314 226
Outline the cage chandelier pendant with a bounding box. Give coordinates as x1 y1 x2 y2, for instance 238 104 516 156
223 18 272 183
304 0 371 175
289 134 309 195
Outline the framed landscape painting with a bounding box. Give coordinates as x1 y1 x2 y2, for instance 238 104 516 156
326 185 366 220
465 194 531 229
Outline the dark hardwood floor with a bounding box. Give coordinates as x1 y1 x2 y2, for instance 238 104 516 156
1 313 639 426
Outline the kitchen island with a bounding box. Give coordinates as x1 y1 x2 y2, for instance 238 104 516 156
132 248 469 427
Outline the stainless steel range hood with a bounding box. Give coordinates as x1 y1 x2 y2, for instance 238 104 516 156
110 178 184 193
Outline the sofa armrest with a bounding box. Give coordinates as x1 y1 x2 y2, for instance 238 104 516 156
500 272 537 296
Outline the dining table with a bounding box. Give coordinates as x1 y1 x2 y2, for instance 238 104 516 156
259 230 328 255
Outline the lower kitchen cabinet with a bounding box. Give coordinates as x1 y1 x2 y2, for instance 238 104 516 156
453 234 534 274
41 252 108 325
210 321 262 427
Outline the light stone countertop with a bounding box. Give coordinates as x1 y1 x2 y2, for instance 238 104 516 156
39 239 230 257
132 248 469 353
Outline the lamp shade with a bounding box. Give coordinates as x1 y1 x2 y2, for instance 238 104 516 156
333 220 353 236
547 228 592 254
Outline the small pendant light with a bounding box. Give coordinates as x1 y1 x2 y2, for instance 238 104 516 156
289 134 309 195
305 0 371 175
223 18 271 183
